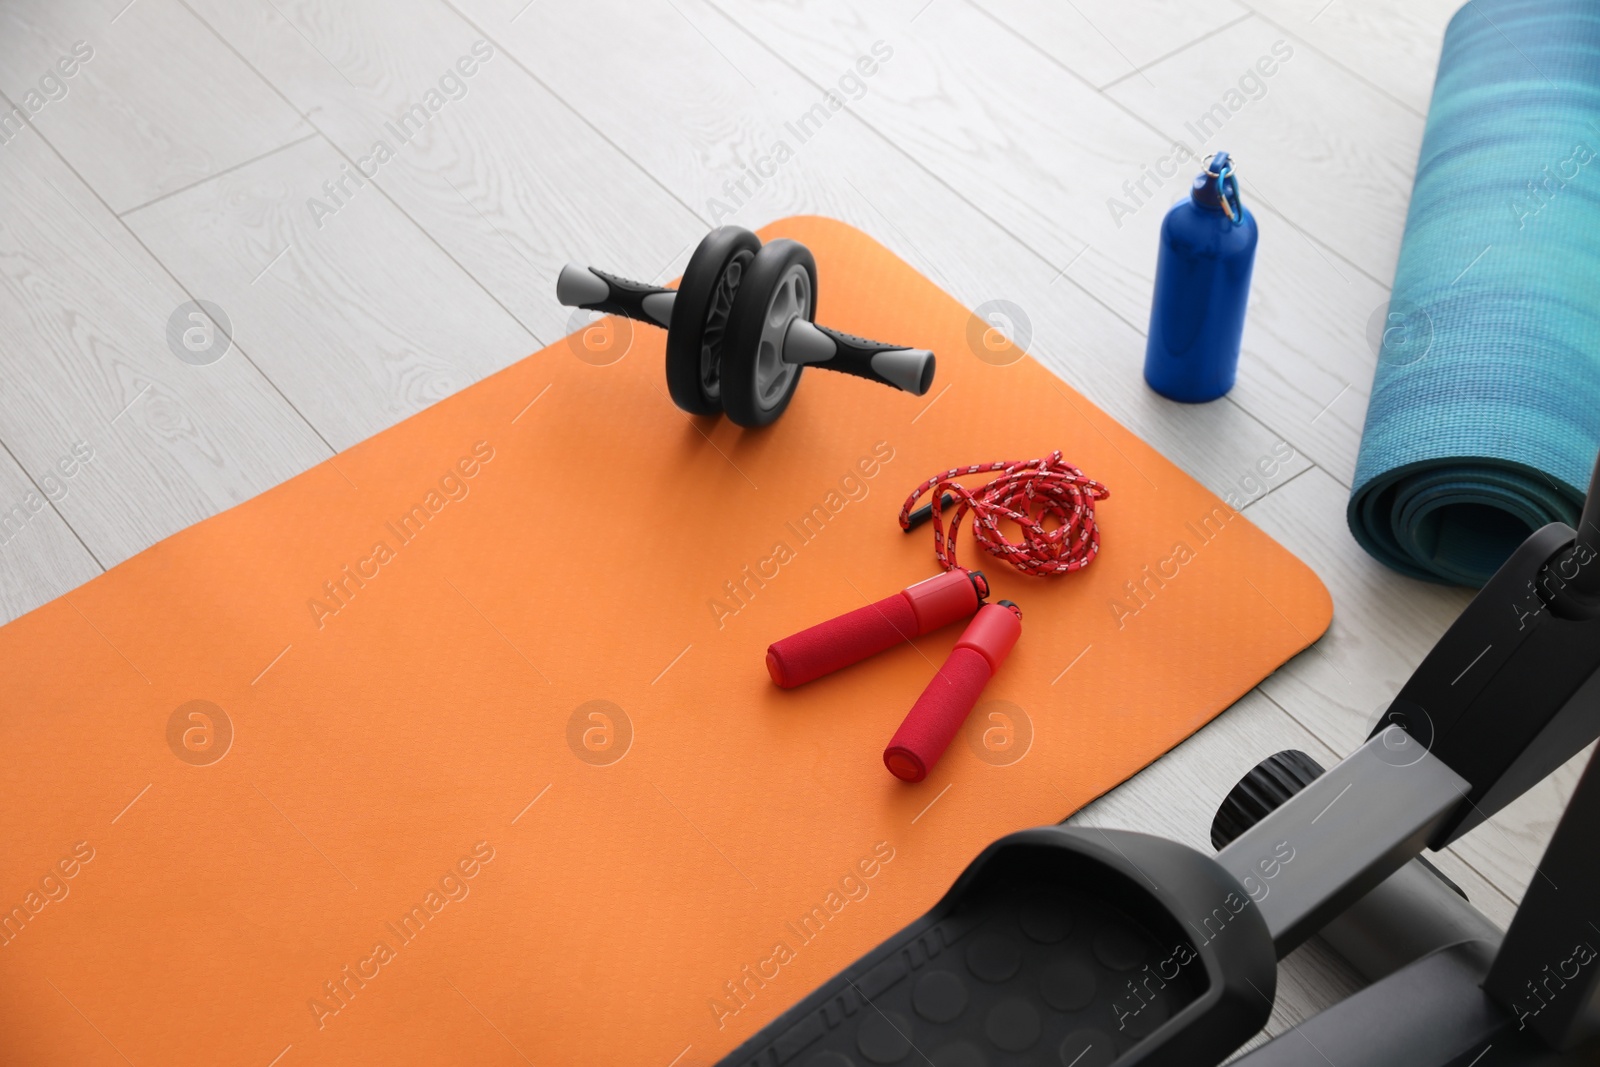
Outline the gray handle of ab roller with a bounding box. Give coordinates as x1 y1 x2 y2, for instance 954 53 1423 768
783 319 936 396
557 263 677 328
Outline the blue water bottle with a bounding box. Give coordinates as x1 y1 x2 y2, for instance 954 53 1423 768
1143 151 1258 402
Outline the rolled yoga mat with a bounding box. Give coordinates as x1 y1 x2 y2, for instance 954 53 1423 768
1349 0 1600 586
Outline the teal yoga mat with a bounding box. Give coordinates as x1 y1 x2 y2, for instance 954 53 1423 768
1349 0 1600 586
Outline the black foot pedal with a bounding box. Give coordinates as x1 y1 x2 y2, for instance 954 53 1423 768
717 826 1275 1067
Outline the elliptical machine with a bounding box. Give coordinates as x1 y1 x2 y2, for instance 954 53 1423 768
1221 740 1599 1065
1214 456 1600 1064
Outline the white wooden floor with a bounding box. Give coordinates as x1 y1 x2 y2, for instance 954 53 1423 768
1 0 1591 1049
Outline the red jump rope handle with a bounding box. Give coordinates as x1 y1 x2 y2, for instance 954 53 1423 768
883 601 1022 783
765 569 989 689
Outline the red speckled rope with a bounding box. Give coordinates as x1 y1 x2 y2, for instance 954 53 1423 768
897 452 1109 577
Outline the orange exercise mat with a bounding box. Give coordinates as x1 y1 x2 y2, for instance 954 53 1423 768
0 217 1329 1067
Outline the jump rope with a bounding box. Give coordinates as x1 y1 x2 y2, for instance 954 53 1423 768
765 452 1109 782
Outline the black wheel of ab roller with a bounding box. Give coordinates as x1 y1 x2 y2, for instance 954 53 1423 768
720 239 817 428
665 225 761 416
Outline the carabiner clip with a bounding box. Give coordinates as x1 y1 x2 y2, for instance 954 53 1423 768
1209 156 1242 224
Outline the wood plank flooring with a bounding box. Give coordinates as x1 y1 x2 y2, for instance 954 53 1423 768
0 0 1586 1056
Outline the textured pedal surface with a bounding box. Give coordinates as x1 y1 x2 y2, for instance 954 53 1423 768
725 863 1203 1067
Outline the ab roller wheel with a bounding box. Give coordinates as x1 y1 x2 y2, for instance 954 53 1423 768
664 225 759 416
721 238 815 427
557 226 936 428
